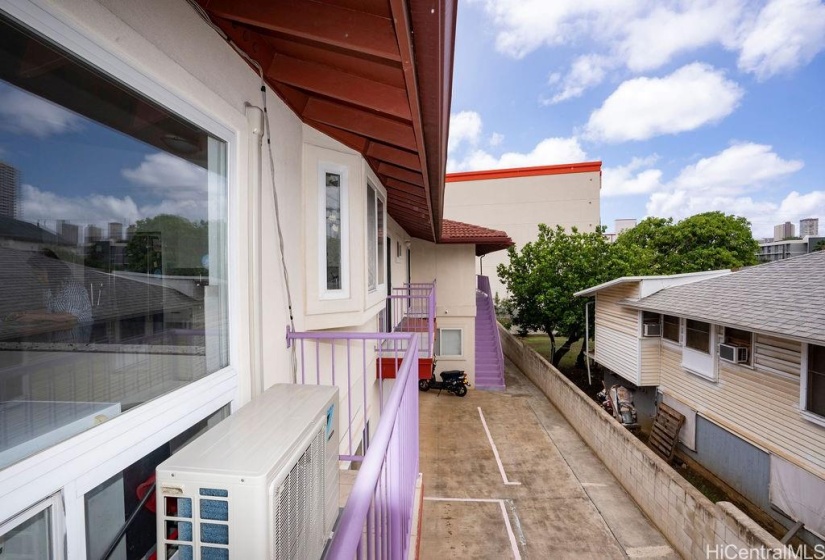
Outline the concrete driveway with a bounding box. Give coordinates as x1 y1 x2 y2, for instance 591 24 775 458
418 358 682 559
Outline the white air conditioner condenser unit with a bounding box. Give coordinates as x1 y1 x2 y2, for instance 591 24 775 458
155 384 339 560
719 343 748 364
642 323 662 337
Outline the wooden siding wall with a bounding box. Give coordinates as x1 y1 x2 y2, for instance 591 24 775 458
640 337 661 386
594 284 641 384
659 340 825 479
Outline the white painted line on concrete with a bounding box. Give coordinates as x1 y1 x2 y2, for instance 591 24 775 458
477 407 521 486
580 482 608 487
625 545 676 558
425 497 522 560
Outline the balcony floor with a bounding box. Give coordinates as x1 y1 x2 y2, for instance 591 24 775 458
419 358 681 559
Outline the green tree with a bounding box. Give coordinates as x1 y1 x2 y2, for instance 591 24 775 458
815 240 825 252
615 211 758 273
125 214 208 275
497 225 645 366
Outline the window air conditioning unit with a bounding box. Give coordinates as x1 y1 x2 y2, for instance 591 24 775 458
642 323 662 337
719 343 748 364
156 384 339 560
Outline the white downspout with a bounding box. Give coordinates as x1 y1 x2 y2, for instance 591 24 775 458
247 104 265 397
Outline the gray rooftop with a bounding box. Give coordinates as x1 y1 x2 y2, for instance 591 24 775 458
623 251 825 344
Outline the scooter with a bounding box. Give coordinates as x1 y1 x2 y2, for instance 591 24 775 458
418 369 469 397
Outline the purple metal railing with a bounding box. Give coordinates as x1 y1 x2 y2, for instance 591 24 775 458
285 330 420 559
385 281 435 357
478 275 505 374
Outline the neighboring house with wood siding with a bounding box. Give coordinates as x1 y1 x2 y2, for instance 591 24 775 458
575 252 825 546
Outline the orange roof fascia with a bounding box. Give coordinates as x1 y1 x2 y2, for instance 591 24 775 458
445 161 602 183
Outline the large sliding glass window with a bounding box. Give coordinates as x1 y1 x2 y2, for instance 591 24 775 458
0 15 229 470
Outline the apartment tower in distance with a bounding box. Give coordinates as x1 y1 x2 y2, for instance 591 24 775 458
800 218 819 237
774 221 795 240
0 162 20 218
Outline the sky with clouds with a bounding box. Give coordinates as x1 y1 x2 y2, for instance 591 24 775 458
0 81 212 235
448 0 825 239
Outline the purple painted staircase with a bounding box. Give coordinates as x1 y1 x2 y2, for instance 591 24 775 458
475 275 506 390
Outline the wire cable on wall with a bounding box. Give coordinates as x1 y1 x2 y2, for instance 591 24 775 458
186 0 298 381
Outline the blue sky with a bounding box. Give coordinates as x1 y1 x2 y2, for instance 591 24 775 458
0 81 210 232
447 0 825 238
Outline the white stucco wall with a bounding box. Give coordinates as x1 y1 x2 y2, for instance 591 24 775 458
410 241 477 381
444 169 601 299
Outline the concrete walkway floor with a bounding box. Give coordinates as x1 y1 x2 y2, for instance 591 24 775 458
418 358 682 559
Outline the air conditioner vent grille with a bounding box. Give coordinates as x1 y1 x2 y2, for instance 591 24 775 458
272 427 325 560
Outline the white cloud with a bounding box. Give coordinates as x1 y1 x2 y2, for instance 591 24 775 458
121 152 207 198
738 0 825 80
602 156 663 196
20 152 213 230
470 0 822 103
618 1 744 72
670 143 804 196
447 110 586 172
0 85 83 138
584 63 743 142
467 0 641 59
21 184 141 226
629 142 810 237
543 55 613 104
448 136 587 172
448 111 483 154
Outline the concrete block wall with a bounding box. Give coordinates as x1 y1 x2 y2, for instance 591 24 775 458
499 324 799 560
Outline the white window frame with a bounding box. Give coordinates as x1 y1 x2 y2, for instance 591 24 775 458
800 343 825 428
366 181 386 295
318 161 350 299
0 494 64 560
722 326 754 368
436 328 464 358
0 4 240 557
681 319 717 382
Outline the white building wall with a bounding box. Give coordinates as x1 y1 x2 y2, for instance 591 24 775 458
410 241 477 381
444 168 601 299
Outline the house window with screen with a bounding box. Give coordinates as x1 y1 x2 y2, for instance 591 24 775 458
436 328 462 357
724 327 753 366
0 14 229 470
366 182 385 293
807 344 825 417
663 315 680 343
685 320 711 353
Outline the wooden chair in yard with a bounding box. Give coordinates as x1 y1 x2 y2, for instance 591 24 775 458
649 402 685 463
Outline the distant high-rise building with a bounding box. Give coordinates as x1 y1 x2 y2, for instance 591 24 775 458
108 221 123 241
86 224 102 243
774 222 795 241
57 220 80 246
0 162 20 218
800 218 819 237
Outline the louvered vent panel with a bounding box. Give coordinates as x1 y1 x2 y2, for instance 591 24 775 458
272 427 325 560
